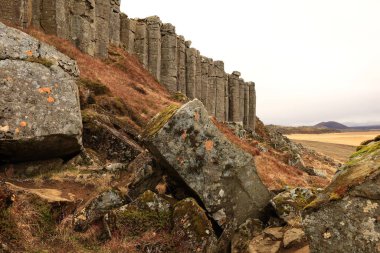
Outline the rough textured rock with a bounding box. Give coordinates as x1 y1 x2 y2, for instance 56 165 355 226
303 137 380 253
134 20 148 68
239 78 245 123
161 23 177 92
249 234 281 253
94 0 110 58
207 61 217 116
0 22 82 162
228 71 241 122
120 14 136 53
143 99 271 232
146 16 162 81
0 0 32 28
200 57 210 106
283 228 305 248
176 35 186 94
248 82 256 131
215 61 226 121
185 47 197 99
109 0 121 46
243 82 249 127
195 50 202 99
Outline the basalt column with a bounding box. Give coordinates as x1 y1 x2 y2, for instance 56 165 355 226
195 51 202 99
215 61 226 121
0 0 32 28
200 57 211 107
239 78 245 123
176 35 186 93
109 0 121 46
248 82 256 131
161 23 178 93
207 61 217 116
224 74 229 121
185 44 197 99
95 0 111 58
228 71 241 122
243 82 249 127
39 0 70 39
135 20 149 68
120 14 136 53
70 0 96 56
146 16 162 81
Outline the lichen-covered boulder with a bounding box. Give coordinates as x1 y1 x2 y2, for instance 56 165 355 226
143 99 271 232
303 137 380 253
0 22 82 162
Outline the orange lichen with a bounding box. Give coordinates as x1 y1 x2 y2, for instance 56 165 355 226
181 130 187 140
47 96 55 103
38 87 52 94
14 128 20 134
25 50 33 57
20 121 27 127
54 83 59 88
194 112 200 122
205 140 214 152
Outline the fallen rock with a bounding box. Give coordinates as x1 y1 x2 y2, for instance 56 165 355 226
74 189 126 231
231 218 263 253
248 234 281 253
0 22 82 162
264 227 284 240
143 100 270 233
283 228 305 248
303 138 380 253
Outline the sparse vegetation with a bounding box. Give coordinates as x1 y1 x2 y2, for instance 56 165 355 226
26 56 54 67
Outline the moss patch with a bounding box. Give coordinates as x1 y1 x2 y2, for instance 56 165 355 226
78 78 111 96
26 57 54 67
0 208 20 242
142 104 179 138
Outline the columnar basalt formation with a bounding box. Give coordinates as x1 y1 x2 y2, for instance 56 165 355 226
0 0 257 131
160 23 177 92
228 71 241 122
146 16 162 81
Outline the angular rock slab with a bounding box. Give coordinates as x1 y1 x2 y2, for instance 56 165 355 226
143 99 270 229
0 22 82 162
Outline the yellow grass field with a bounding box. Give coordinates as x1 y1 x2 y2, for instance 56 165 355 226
286 131 380 146
286 131 380 162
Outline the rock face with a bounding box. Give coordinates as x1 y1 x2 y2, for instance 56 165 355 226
143 99 271 231
0 22 82 162
303 137 380 253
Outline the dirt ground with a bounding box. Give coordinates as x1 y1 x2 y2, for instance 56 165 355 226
286 131 380 146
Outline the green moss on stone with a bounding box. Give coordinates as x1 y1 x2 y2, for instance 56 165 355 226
142 104 180 138
26 57 54 68
351 141 380 159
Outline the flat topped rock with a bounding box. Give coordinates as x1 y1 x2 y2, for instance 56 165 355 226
0 22 82 162
143 99 270 232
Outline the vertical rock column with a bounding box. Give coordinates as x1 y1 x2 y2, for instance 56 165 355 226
134 20 149 68
243 82 250 128
207 61 217 116
0 0 32 28
120 14 136 53
176 35 186 93
200 57 211 107
70 0 96 56
239 78 245 123
224 74 229 122
95 0 111 58
248 82 256 131
195 51 202 99
146 16 162 81
215 61 226 121
109 0 121 46
161 23 178 93
31 0 42 29
228 71 241 122
185 42 197 99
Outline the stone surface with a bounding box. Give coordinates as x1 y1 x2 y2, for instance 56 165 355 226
207 61 217 116
215 61 226 121
134 20 148 68
249 235 281 253
239 78 245 123
185 48 197 99
264 227 284 240
200 57 210 106
195 50 202 99
109 0 121 46
120 14 136 53
303 138 380 253
161 23 177 92
248 82 256 131
0 22 82 162
283 228 305 248
143 99 270 231
228 71 241 122
146 16 162 81
176 35 186 94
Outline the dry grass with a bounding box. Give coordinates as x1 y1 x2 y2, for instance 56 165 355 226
286 131 380 146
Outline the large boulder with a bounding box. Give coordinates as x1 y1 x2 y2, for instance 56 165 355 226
303 137 380 253
0 22 82 162
143 99 271 232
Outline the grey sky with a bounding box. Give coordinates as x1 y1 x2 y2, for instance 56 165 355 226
121 0 380 126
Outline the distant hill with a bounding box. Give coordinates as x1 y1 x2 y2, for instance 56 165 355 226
315 121 349 130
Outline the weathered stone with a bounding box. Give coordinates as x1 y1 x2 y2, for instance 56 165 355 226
143 99 271 232
146 16 161 81
200 57 210 107
173 198 218 252
161 23 177 92
264 227 284 240
283 228 305 248
0 22 82 162
303 138 380 253
195 50 202 99
207 61 217 116
40 0 70 39
248 82 256 131
94 0 110 58
109 0 120 46
249 234 281 253
224 74 229 121
120 14 136 53
228 71 241 122
134 20 148 68
74 189 126 231
0 0 32 28
215 61 226 121
185 48 197 99
243 82 249 127
176 35 186 93
239 78 245 123
231 218 263 253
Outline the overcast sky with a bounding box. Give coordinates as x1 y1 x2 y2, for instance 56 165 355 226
121 0 380 126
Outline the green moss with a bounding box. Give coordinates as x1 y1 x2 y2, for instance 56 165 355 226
0 209 20 242
30 196 56 237
350 141 380 159
78 78 111 96
142 104 180 138
26 57 54 67
171 92 188 102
